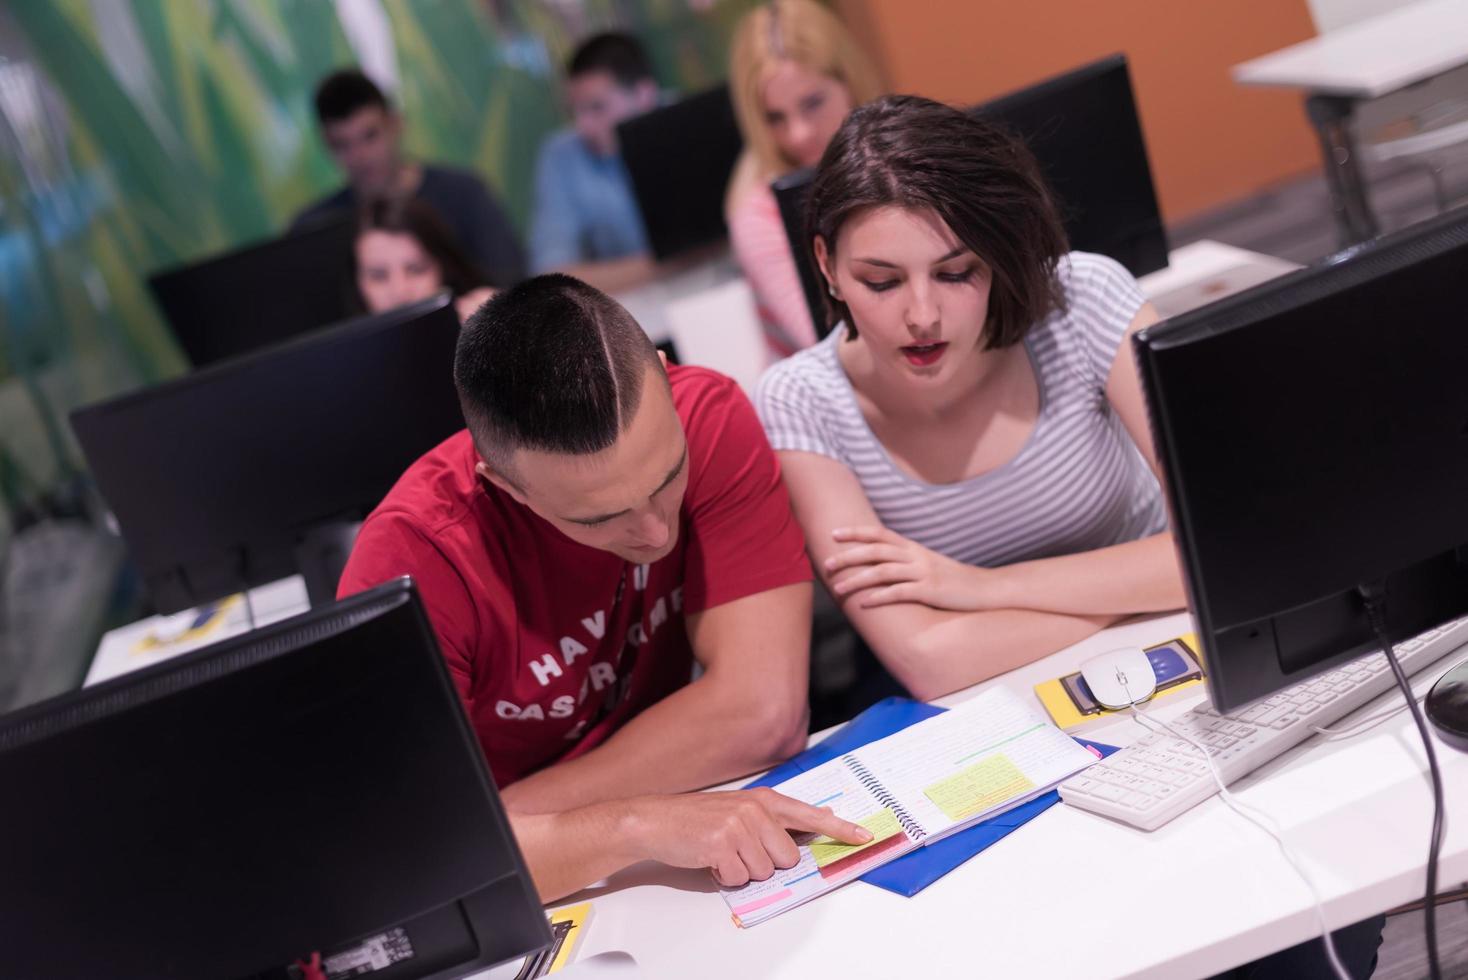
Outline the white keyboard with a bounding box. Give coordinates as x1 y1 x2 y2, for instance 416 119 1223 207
1059 617 1468 831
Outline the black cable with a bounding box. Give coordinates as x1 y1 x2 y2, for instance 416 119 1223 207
1359 582 1443 980
237 554 257 632
242 587 258 631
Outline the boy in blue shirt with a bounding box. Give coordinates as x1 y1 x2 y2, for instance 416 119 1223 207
528 34 662 292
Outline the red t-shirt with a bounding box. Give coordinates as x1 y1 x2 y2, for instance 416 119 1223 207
338 365 811 787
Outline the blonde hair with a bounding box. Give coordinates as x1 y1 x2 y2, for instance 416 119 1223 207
728 0 884 180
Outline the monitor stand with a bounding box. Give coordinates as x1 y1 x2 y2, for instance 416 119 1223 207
1427 657 1468 752
294 520 363 608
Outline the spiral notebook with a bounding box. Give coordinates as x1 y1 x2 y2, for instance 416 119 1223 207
720 687 1097 927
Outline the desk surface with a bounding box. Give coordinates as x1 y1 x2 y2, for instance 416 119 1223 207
1233 0 1468 99
564 612 1468 979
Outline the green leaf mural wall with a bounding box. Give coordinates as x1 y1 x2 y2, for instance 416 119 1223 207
0 0 752 510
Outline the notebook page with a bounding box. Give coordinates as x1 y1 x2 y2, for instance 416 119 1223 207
853 687 1096 839
718 753 921 926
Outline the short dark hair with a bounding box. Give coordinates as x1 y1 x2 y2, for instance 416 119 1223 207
567 32 654 88
806 94 1069 348
314 68 389 125
454 275 662 474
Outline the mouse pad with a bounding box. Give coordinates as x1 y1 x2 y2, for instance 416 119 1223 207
1061 640 1201 715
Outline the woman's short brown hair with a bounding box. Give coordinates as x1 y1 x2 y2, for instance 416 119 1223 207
806 94 1069 347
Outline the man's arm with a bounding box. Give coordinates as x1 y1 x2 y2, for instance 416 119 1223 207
512 786 870 902
549 254 659 293
501 582 813 814
550 241 733 294
527 141 660 292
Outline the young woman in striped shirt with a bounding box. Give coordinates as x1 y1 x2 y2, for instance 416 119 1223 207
755 95 1187 699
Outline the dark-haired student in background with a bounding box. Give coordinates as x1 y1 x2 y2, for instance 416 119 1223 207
527 33 662 293
339 275 870 900
352 197 496 322
293 67 526 286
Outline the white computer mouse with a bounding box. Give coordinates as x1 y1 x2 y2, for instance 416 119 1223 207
1080 646 1158 709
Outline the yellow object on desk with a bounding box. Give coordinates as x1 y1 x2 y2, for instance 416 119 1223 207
130 596 240 654
808 807 903 868
1034 633 1204 732
924 753 1036 822
513 902 594 977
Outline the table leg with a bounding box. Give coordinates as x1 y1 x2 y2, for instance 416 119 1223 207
1305 94 1379 246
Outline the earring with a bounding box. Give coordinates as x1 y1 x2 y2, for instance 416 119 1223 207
827 283 839 299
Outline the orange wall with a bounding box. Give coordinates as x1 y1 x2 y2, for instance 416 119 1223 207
836 0 1324 222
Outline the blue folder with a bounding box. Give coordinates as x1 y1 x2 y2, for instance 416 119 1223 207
745 696 1118 897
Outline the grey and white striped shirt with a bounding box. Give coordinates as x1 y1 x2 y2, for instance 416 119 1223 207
754 251 1167 569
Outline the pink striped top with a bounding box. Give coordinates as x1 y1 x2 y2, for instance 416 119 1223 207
728 181 819 358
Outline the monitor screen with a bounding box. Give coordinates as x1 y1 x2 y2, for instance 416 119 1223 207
71 296 465 614
0 579 550 979
618 85 744 261
1134 208 1468 712
771 167 828 340
148 217 358 368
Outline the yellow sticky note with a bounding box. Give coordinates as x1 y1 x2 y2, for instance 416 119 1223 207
808 807 902 868
924 754 1036 823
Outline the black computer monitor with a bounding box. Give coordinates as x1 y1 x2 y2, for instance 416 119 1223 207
776 53 1168 340
71 296 464 614
148 217 357 367
618 84 744 260
772 167 831 341
1133 208 1468 714
976 53 1168 279
0 578 549 980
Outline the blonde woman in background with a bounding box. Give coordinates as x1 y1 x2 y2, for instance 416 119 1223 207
726 0 884 358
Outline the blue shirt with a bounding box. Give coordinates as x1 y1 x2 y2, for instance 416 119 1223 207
528 128 649 272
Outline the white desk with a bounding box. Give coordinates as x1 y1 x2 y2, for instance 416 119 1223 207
82 588 1468 975
562 613 1468 979
84 576 310 687
1233 0 1468 243
611 249 744 346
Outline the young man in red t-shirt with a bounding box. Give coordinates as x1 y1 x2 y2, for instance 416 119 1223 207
339 275 868 899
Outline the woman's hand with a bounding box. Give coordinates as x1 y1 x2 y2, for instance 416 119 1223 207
825 525 1005 611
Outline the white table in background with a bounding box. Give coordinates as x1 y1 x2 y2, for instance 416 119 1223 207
1233 0 1468 244
563 612 1468 979
1137 239 1302 318
611 250 743 347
